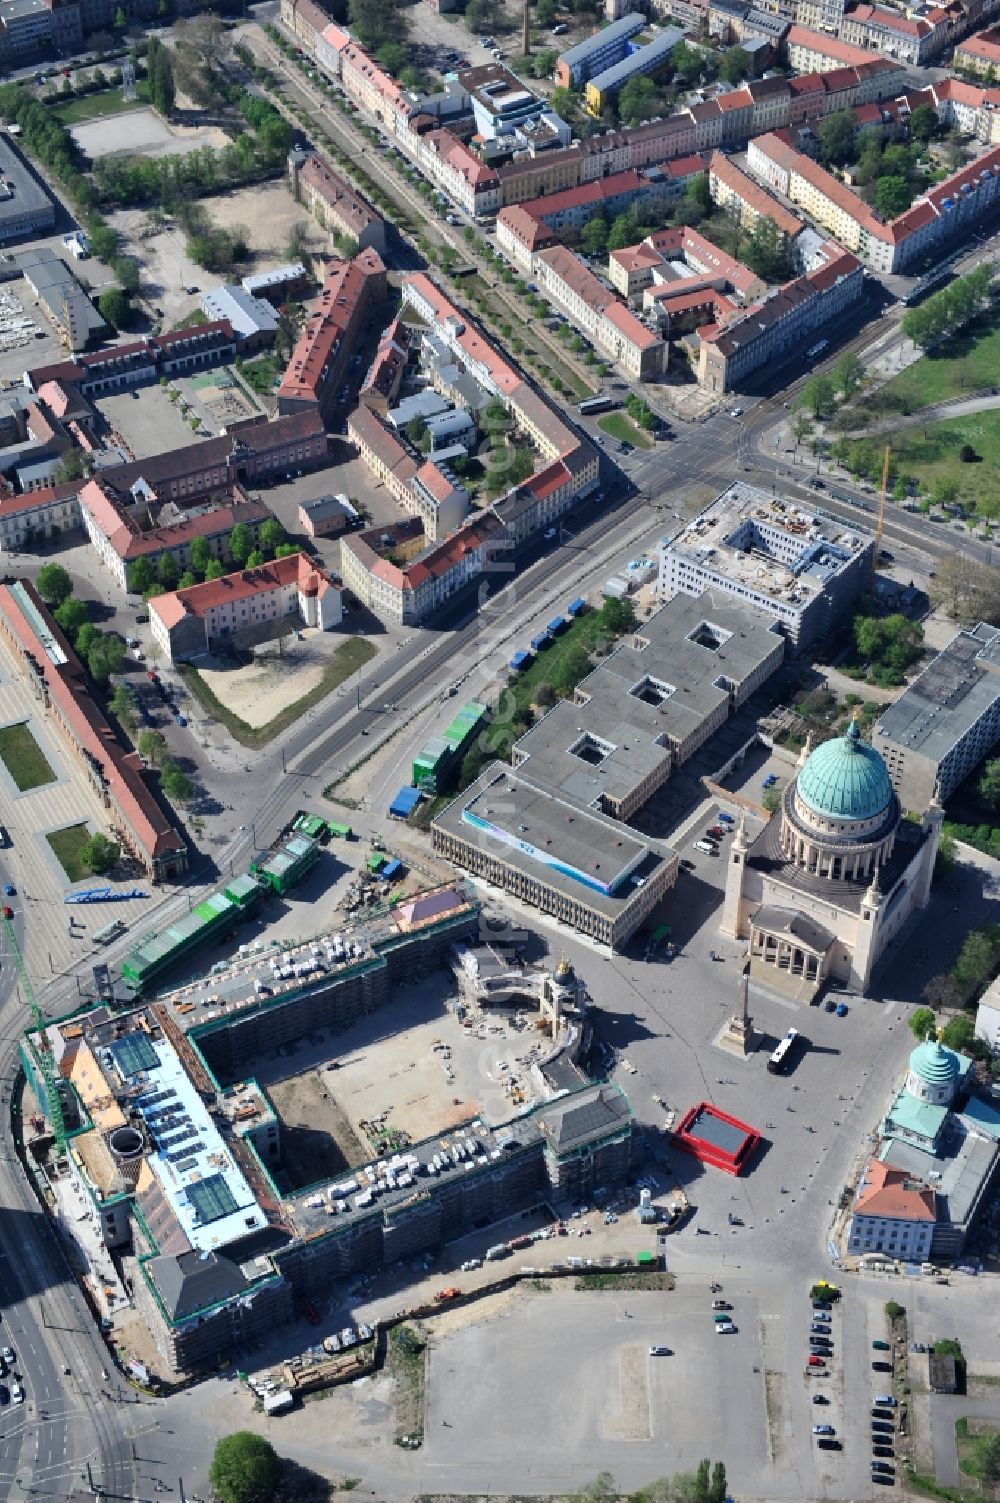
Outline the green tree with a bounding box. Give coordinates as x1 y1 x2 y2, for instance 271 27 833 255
74 622 99 658
872 174 912 218
82 832 120 874
978 757 1000 811
405 416 426 447
600 596 636 633
52 448 90 484
245 549 265 568
54 596 89 638
694 1459 710 1503
608 212 638 252
909 102 937 143
228 523 254 567
580 215 609 256
618 74 658 124
708 1462 727 1503
157 552 179 589
259 518 286 555
177 570 197 590
940 1014 977 1053
801 374 835 418
208 1432 281 1503
204 559 224 580
348 0 409 57
162 765 194 803
762 786 781 812
908 1006 937 1039
35 562 73 607
832 351 864 397
719 45 751 83
98 286 130 330
816 109 856 167
190 535 213 576
110 682 137 729
745 214 792 281
113 4 126 25
536 0 557 23
274 544 299 560
128 557 154 595
138 729 167 764
923 972 964 1011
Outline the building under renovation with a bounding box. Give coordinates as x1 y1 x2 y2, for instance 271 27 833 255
22 893 635 1374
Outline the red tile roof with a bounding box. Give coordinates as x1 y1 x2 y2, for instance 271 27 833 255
277 250 385 406
855 1158 935 1220
0 579 185 864
149 552 336 628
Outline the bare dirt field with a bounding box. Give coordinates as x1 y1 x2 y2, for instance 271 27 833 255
69 107 230 160
109 179 327 326
248 973 548 1161
198 630 353 729
267 1068 367 1192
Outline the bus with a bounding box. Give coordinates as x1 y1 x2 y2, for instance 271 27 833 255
767 1027 801 1074
578 395 618 416
806 339 829 360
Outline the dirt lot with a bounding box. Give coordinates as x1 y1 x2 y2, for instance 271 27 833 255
198 628 370 729
109 180 328 326
267 1067 367 1192
69 107 229 160
247 971 551 1163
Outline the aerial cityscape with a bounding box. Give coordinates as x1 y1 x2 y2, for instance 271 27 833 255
1 0 1000 1496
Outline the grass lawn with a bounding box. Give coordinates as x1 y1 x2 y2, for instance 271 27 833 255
0 722 56 792
239 352 283 395
956 1415 1000 1496
180 636 377 748
883 410 1000 518
46 824 92 883
52 80 151 125
598 411 654 450
882 305 1000 410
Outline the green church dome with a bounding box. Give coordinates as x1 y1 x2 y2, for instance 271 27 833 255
797 721 893 823
908 1037 960 1088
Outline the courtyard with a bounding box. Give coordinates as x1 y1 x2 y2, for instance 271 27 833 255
243 964 560 1178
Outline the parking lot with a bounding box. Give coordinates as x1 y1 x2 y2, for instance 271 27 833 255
97 384 205 459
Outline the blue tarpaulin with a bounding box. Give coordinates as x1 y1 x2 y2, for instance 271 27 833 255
382 858 404 879
530 633 550 652
510 650 532 671
546 616 566 635
567 598 585 616
389 786 422 819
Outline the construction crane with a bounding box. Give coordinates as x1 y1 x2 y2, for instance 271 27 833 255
873 443 891 580
1 913 66 1151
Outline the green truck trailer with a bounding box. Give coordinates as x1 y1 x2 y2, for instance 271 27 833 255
412 702 489 794
122 887 253 991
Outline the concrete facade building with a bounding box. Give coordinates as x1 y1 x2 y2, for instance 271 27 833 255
585 27 684 115
873 622 1000 811
433 764 678 949
511 591 785 820
955 24 1000 74
555 12 645 87
0 132 56 243
533 244 667 380
656 482 874 652
148 553 342 664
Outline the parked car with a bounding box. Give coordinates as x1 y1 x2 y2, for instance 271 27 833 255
812 1425 835 1436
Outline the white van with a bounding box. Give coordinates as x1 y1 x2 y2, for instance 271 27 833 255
693 839 717 855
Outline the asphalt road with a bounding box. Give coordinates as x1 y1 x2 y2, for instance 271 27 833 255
0 919 136 1502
